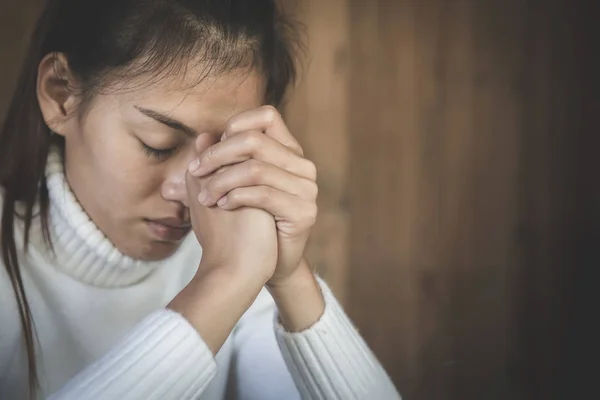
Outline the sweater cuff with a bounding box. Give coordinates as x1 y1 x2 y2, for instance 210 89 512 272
274 278 401 399
49 309 216 400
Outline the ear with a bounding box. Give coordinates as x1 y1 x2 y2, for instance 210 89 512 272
37 53 80 137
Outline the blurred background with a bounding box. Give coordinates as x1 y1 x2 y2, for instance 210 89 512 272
1 1 597 399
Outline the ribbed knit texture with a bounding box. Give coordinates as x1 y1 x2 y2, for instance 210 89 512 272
275 280 400 400
48 310 216 400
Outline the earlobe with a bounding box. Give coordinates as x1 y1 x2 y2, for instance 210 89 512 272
37 52 78 136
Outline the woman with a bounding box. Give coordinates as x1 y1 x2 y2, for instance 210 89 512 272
0 0 400 399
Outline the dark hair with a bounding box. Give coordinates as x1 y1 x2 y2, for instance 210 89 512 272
0 0 301 397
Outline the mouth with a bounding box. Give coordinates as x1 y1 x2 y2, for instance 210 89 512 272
145 218 192 242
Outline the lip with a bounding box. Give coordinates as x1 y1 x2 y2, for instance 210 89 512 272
145 218 191 242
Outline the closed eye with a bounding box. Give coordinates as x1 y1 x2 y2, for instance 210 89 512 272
139 141 178 160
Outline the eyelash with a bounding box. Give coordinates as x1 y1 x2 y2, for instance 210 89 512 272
139 142 178 160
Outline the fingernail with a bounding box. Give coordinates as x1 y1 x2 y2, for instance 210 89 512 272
188 159 200 173
217 197 228 207
198 190 209 205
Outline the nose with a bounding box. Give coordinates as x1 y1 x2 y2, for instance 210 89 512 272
161 133 217 209
161 163 191 208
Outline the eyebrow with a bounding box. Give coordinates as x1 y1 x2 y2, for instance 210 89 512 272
135 106 197 137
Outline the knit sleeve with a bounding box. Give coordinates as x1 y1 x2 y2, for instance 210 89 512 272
48 309 216 400
229 289 301 400
274 278 402 400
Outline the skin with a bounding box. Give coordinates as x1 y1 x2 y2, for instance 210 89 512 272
37 53 325 354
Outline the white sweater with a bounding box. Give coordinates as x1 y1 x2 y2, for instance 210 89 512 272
0 148 400 399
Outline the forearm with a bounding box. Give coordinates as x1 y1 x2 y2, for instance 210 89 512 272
49 309 217 400
168 263 265 355
267 258 325 332
273 278 402 399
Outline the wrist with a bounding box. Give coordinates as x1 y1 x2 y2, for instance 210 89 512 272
267 259 325 332
196 256 271 289
266 258 313 292
168 263 266 354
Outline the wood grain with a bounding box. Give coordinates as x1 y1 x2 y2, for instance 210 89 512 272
1 1 594 399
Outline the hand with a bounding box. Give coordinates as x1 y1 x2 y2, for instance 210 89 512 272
185 132 278 286
188 106 318 286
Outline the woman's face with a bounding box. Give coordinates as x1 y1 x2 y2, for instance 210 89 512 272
42 65 264 261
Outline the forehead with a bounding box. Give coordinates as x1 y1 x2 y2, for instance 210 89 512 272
107 70 266 133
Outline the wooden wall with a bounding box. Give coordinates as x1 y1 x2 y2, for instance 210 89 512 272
285 0 592 399
2 1 595 399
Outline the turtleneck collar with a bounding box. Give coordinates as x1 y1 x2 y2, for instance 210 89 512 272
37 145 192 288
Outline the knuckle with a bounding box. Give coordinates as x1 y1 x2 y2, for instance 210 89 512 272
203 146 217 163
306 181 319 200
242 131 264 151
224 118 239 135
304 203 318 225
245 160 264 182
262 105 280 125
227 188 242 203
304 159 317 181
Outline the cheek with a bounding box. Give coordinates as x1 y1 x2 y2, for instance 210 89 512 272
81 117 165 202
98 150 165 203
112 163 161 200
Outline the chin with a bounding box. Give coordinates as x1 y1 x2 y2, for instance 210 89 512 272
120 238 184 262
145 241 185 261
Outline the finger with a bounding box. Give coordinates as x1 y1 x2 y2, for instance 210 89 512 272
197 159 318 207
189 130 316 181
222 105 302 155
188 132 221 172
217 186 318 234
196 132 220 154
185 133 218 201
